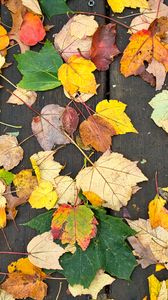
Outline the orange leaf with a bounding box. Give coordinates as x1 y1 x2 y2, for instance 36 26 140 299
0 25 9 51
79 115 116 152
148 194 168 229
19 12 46 46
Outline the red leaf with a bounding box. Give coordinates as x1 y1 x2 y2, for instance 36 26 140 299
61 107 79 136
19 12 46 46
90 23 120 71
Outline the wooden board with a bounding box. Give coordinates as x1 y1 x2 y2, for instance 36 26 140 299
0 0 168 299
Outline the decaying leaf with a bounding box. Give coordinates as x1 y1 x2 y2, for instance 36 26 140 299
127 218 168 268
7 88 37 106
146 59 166 91
0 135 24 170
30 151 63 184
91 23 120 71
54 176 78 205
148 274 168 300
69 269 115 299
13 169 38 199
76 151 147 211
8 257 46 277
5 185 27 220
0 25 10 51
31 104 70 150
51 204 98 250
148 193 168 230
0 289 15 300
58 55 97 96
22 0 42 15
80 115 116 152
54 14 98 61
28 180 58 210
149 90 168 133
61 106 79 136
107 0 149 13
27 231 66 269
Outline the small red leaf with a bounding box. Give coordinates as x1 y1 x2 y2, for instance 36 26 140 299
19 12 46 46
61 107 79 135
90 23 120 71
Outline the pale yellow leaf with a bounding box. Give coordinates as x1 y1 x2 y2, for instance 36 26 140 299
7 88 37 106
0 135 23 170
0 289 15 300
70 14 98 39
22 0 42 15
54 176 78 205
0 54 5 69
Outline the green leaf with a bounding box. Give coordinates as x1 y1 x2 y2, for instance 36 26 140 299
149 90 168 133
60 211 136 288
23 210 53 234
15 41 63 91
0 169 14 185
39 0 72 18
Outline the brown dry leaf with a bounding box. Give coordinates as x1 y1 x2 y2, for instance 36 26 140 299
0 289 15 300
13 169 38 199
5 185 27 220
0 135 23 170
27 231 66 269
54 175 79 205
76 151 147 211
146 59 166 90
79 115 116 152
54 14 98 61
21 0 42 15
127 218 168 268
7 88 37 105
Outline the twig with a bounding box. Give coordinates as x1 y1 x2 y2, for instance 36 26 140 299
56 282 62 300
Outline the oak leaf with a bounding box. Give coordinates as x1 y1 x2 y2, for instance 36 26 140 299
149 90 168 133
76 152 147 211
28 180 58 210
148 193 168 229
27 231 66 269
51 204 98 250
58 55 97 96
107 0 149 13
13 169 38 199
7 88 37 106
0 289 15 300
0 25 9 51
0 135 23 170
79 115 116 152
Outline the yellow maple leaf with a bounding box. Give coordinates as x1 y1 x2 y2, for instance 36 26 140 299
83 191 104 207
107 0 149 13
58 55 97 96
96 99 137 135
0 25 9 51
148 274 168 300
8 257 46 278
148 194 168 230
28 181 58 210
13 169 38 199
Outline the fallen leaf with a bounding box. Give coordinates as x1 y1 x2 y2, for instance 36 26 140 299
19 12 46 46
0 54 5 69
27 231 66 269
0 180 7 228
76 151 147 210
0 135 23 170
147 58 166 90
0 25 10 50
96 99 137 135
22 0 42 14
127 218 168 268
148 274 168 300
13 169 38 199
54 14 98 61
61 106 79 135
149 90 168 133
64 85 99 103
30 151 63 184
83 191 104 207
107 0 149 13
54 176 78 205
8 257 46 277
156 264 165 272
51 204 98 250
7 88 37 106
5 185 27 220
91 23 120 71
69 269 115 298
31 104 70 150
0 289 15 300
148 194 168 229
0 169 14 185
58 55 97 96
28 180 58 210
79 115 116 152
39 0 71 18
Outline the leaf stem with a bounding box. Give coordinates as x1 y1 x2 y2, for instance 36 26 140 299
0 251 28 256
0 121 22 129
1 229 11 250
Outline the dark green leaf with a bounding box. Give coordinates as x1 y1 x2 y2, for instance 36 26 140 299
15 41 63 91
23 210 53 234
0 169 14 185
39 0 72 18
60 211 136 287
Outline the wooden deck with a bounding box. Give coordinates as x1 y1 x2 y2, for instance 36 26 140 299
1 0 168 299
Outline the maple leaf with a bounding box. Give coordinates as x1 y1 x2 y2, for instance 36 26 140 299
22 0 42 15
15 41 63 91
148 193 168 230
148 274 168 300
24 210 53 234
8 257 46 277
58 55 97 96
27 231 66 269
96 99 137 135
0 289 15 300
0 25 9 51
121 20 168 85
54 176 78 205
19 12 46 46
54 14 98 61
7 87 37 106
91 23 120 71
60 210 136 287
0 135 23 170
13 169 38 199
51 204 98 250
76 151 147 211
30 151 63 184
127 218 168 268
79 115 116 152
149 90 168 133
31 104 70 150
69 270 115 299
28 180 58 210
39 0 71 18
107 0 149 13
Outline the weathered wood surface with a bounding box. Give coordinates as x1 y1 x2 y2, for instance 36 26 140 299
0 0 168 299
